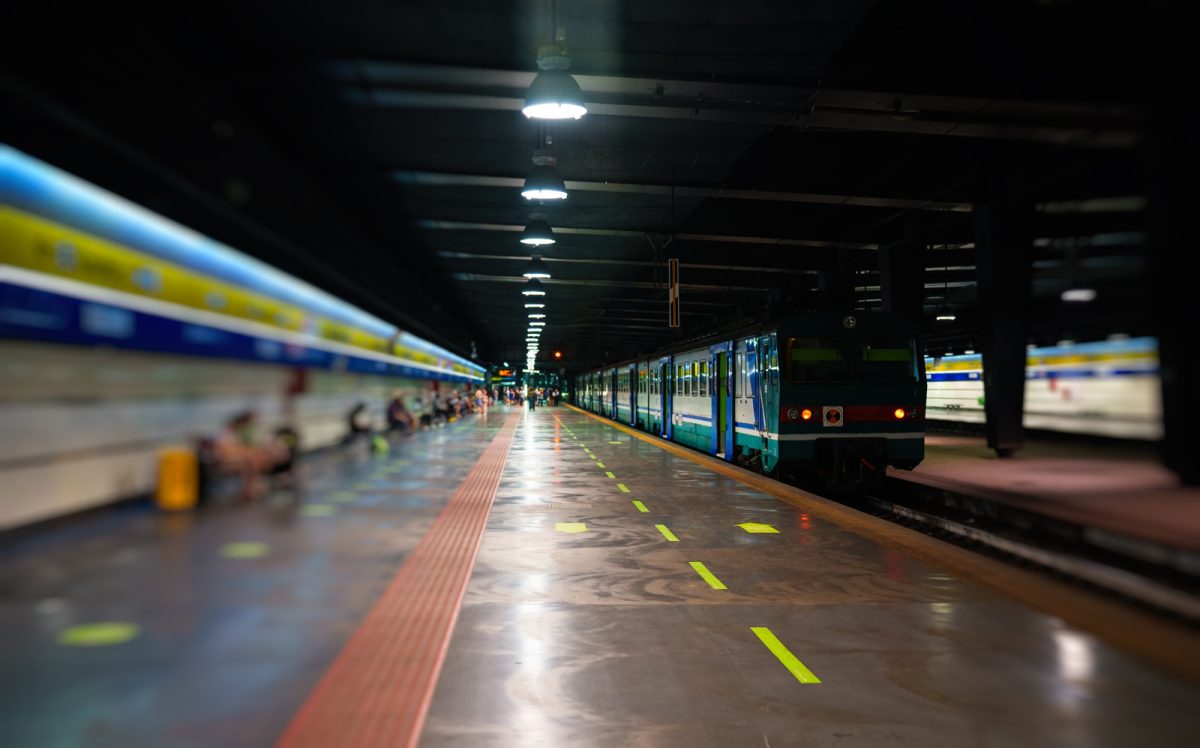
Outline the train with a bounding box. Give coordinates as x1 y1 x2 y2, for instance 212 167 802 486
575 312 926 492
0 145 485 384
925 337 1162 440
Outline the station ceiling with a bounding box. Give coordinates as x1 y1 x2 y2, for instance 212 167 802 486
2 1 1187 369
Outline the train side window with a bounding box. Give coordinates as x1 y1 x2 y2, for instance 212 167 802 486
699 361 707 397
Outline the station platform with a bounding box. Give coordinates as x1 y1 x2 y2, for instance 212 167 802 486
895 434 1200 564
1 406 1198 747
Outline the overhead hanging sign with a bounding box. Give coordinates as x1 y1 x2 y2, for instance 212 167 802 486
668 258 680 328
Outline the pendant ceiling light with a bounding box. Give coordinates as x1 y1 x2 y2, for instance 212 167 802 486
523 255 551 279
520 218 556 246
521 163 567 201
523 19 587 120
523 70 587 120
521 278 546 296
935 263 955 322
528 313 547 319
524 302 545 309
530 321 546 327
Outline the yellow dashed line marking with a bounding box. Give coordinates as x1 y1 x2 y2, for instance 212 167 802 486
655 524 679 542
689 561 727 590
596 462 605 468
608 441 622 445
616 483 630 493
631 500 649 513
605 471 616 479
751 627 821 684
555 522 588 534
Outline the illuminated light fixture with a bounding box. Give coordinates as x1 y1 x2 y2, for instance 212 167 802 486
520 218 556 246
521 278 546 296
963 348 975 355
1058 339 1076 348
894 408 906 420
801 408 813 421
523 70 587 120
528 313 546 319
935 308 957 322
523 256 551 279
521 164 567 201
524 302 545 309
530 321 546 327
1061 287 1097 302
554 351 562 359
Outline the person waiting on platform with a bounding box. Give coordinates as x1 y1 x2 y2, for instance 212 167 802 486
212 410 287 502
386 391 415 434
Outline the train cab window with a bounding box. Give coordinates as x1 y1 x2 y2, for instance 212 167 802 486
785 337 852 382
857 338 918 382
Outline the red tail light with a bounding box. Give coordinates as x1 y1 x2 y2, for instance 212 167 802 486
894 408 906 419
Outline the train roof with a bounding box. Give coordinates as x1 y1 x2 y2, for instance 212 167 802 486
580 311 922 374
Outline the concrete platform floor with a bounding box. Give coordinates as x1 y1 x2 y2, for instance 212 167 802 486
906 434 1200 551
0 407 1197 747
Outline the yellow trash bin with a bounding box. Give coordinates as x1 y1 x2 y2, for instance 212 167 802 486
156 447 199 511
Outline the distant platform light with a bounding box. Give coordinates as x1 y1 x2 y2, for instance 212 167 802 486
523 70 587 120
524 302 545 309
935 312 957 322
521 165 567 201
528 313 546 319
530 321 546 327
1061 288 1097 302
522 278 546 296
523 256 551 279
520 218 556 246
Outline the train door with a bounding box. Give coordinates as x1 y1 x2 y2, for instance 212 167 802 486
610 369 618 417
661 359 673 439
717 351 729 457
628 364 637 425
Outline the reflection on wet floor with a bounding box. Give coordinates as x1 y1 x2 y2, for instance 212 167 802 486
0 416 503 747
422 409 1200 748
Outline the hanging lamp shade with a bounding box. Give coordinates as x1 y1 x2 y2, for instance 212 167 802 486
520 218 556 246
521 165 567 200
521 278 546 296
523 70 587 120
522 256 551 279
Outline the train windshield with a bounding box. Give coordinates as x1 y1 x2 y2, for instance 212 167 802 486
785 336 917 383
856 337 918 382
786 338 852 382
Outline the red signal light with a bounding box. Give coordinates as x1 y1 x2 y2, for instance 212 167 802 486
894 408 906 419
801 408 813 421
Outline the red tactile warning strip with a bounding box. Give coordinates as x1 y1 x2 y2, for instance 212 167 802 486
278 414 520 748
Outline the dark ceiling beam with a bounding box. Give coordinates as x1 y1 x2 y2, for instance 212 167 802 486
416 220 879 250
435 251 817 275
329 60 1143 146
452 273 775 293
395 170 971 212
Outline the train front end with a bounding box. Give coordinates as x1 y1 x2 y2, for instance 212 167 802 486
775 313 925 492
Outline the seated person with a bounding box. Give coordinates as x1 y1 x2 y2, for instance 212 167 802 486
386 392 415 434
212 411 286 501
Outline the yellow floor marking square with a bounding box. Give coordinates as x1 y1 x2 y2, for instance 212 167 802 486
737 522 779 534
555 522 588 534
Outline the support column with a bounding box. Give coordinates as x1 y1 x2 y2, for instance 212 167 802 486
974 179 1033 457
880 231 925 323
816 250 856 311
1146 129 1200 484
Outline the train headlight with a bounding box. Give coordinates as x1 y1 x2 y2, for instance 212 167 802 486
786 407 800 422
894 408 906 419
801 408 813 421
